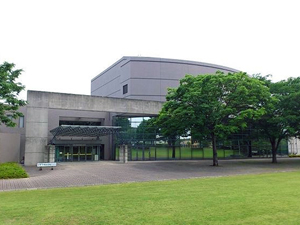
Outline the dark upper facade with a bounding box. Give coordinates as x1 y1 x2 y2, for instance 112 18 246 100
91 56 239 102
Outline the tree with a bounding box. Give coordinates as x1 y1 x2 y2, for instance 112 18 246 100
159 71 271 166
254 76 300 163
0 62 26 127
136 118 157 145
114 117 133 144
156 107 188 158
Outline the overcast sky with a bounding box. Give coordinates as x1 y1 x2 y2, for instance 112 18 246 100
1 0 299 100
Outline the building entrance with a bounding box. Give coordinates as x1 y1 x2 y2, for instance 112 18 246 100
55 145 104 162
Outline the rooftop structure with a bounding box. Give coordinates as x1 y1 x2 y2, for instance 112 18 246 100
91 56 239 102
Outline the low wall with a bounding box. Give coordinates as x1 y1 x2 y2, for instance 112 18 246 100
288 138 300 155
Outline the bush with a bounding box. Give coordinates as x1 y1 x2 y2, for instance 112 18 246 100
289 155 300 157
0 162 28 179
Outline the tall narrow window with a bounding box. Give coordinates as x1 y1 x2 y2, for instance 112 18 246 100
123 84 128 94
19 116 24 128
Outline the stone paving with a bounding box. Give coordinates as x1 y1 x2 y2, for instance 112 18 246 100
1 158 300 191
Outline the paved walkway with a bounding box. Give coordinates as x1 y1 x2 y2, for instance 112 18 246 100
1 158 300 191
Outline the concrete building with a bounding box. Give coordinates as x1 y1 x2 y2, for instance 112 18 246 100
0 107 26 163
1 90 162 165
8 56 291 166
22 91 162 165
91 56 238 101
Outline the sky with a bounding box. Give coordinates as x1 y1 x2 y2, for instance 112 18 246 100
1 0 299 100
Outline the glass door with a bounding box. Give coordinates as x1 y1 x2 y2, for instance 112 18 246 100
79 146 86 161
55 146 63 162
86 146 93 161
64 146 72 161
73 146 79 161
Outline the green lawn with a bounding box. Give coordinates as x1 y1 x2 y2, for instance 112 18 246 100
128 147 239 160
1 172 300 224
0 162 28 179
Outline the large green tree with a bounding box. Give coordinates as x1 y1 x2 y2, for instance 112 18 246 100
0 62 26 127
159 71 271 166
254 76 300 163
136 118 157 145
156 106 188 158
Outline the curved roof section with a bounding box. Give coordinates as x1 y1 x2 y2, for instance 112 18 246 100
92 56 239 81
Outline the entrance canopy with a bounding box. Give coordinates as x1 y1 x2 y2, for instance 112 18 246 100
50 125 121 138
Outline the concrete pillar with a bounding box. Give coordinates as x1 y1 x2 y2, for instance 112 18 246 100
45 145 56 163
119 144 128 163
44 146 49 162
24 92 49 166
124 145 128 163
119 145 124 162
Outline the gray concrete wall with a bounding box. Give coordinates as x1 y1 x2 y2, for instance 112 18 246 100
91 58 127 98
24 91 163 165
0 107 26 162
0 133 21 163
91 56 239 101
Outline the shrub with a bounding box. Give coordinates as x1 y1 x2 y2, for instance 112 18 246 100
288 155 300 157
0 162 28 179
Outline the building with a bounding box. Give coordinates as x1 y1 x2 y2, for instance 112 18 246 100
0 107 26 163
5 56 281 166
91 56 238 101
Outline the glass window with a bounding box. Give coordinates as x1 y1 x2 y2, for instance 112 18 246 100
123 84 128 94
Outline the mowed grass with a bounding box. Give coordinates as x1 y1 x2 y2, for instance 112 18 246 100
129 147 237 160
0 162 28 179
1 172 300 225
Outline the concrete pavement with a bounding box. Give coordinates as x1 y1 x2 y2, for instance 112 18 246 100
1 158 300 191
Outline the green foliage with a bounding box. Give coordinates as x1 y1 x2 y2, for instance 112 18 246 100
114 117 135 143
0 162 28 179
254 76 300 162
136 118 157 141
1 172 300 224
0 62 27 127
158 71 271 165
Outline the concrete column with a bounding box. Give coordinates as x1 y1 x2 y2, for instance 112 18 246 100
24 92 49 166
44 145 49 162
45 145 56 163
119 145 124 162
124 145 128 163
119 144 128 163
49 145 55 162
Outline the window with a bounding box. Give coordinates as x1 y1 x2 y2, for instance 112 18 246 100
19 116 24 128
123 84 128 94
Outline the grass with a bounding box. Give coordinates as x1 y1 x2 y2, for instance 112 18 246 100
0 162 28 179
1 171 300 224
128 147 240 160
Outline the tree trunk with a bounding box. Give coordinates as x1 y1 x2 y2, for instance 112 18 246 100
212 133 218 166
172 143 176 159
271 140 277 163
248 140 252 158
168 139 176 159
